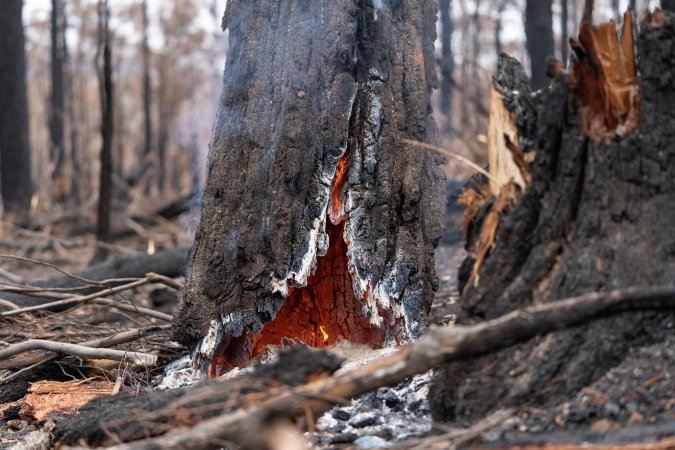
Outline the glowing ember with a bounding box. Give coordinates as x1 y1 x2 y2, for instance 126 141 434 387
319 325 329 343
327 147 350 225
207 147 401 377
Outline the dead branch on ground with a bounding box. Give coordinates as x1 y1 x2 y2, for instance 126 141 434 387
0 324 170 374
0 340 157 367
0 246 188 308
1 274 177 320
69 284 675 449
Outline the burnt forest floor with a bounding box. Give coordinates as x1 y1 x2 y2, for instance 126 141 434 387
0 203 673 449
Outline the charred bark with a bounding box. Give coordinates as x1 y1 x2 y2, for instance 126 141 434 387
173 0 445 375
430 12 675 422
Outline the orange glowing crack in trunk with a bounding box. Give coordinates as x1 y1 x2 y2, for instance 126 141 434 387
208 148 401 377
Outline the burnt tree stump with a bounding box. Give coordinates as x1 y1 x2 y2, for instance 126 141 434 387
430 11 675 421
172 0 445 376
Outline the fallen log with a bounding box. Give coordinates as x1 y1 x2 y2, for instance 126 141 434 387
52 284 675 449
0 246 188 308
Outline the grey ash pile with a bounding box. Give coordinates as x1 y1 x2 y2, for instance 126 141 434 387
314 371 433 448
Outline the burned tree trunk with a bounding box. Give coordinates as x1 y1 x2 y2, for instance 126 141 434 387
173 0 445 376
430 11 675 422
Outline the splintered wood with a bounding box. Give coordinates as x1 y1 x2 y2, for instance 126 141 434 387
459 86 532 290
486 87 527 194
460 12 640 289
17 379 114 422
570 11 639 142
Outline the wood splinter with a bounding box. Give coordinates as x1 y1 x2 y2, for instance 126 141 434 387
570 10 639 142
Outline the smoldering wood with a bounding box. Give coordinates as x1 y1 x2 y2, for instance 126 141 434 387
0 246 188 308
430 11 675 423
173 0 446 370
49 284 675 449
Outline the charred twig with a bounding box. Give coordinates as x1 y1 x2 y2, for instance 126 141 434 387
1 276 174 319
95 284 675 450
0 298 19 310
0 325 170 381
0 246 188 308
396 409 513 450
0 340 157 367
0 253 105 286
401 139 493 180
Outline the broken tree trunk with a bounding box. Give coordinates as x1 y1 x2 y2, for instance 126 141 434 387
172 0 446 376
430 11 675 422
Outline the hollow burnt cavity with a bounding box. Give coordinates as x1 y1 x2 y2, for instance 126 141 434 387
207 221 395 377
172 0 445 377
207 153 398 377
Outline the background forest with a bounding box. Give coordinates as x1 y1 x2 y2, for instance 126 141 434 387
2 0 670 252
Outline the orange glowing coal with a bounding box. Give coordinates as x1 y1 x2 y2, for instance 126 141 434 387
207 148 398 377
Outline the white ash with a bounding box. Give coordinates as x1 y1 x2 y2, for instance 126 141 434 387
313 371 434 447
155 355 198 390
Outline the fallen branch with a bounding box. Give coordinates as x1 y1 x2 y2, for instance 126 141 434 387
0 324 170 380
402 139 493 181
71 284 675 449
1 274 179 319
2 278 152 317
393 409 513 450
0 246 188 308
0 340 157 367
0 298 19 310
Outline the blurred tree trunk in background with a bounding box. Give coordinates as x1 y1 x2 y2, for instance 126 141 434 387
525 0 554 89
561 0 569 63
0 0 33 217
471 0 483 103
142 0 153 162
663 0 675 12
50 0 67 199
95 0 113 257
156 54 168 193
439 0 454 124
582 0 595 24
64 10 81 202
495 0 507 56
